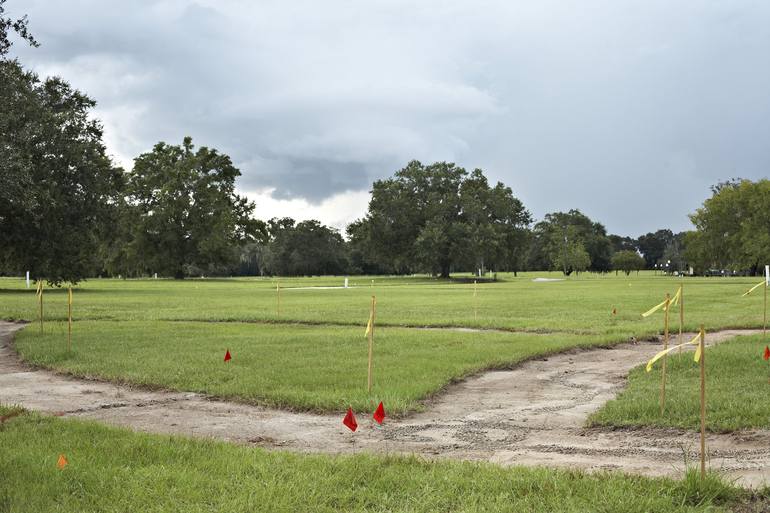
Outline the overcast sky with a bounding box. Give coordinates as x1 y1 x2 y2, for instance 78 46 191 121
10 0 770 236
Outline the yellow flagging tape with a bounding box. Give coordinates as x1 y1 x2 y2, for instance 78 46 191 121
642 298 668 318
646 332 702 372
669 286 682 308
642 288 681 317
742 281 765 297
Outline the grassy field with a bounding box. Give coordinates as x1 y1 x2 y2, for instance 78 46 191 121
0 405 761 513
3 274 770 510
0 273 767 335
14 320 611 414
589 334 770 431
2 273 769 418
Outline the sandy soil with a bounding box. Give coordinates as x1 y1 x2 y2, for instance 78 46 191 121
1 321 768 487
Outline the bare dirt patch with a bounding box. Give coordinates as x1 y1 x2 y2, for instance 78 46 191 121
1 322 768 487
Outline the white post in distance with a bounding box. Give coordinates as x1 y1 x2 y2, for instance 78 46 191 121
26 271 30 289
344 277 349 289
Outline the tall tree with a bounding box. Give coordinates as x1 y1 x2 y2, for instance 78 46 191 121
552 241 591 275
458 169 532 275
660 232 687 273
686 179 770 275
1 1 122 284
608 234 637 253
637 229 674 269
263 218 348 276
346 218 391 275
529 210 612 274
0 60 123 284
0 0 38 57
348 161 530 278
611 250 645 276
121 137 262 278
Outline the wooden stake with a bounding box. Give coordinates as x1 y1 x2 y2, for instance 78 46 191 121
38 281 44 334
699 324 707 481
760 278 767 343
367 295 376 393
276 281 281 317
67 286 73 352
473 280 478 321
660 293 670 414
678 284 684 354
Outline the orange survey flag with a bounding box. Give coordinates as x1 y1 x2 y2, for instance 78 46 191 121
763 346 770 361
373 402 385 424
343 407 358 431
57 454 68 469
224 349 232 362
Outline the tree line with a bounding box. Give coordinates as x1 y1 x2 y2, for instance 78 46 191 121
1 4 766 283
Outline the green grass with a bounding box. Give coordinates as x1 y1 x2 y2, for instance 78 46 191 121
1 273 767 335
3 276 770 510
3 273 769 418
0 405 760 513
589 334 770 431
15 320 613 414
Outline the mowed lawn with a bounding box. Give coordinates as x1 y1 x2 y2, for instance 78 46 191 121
14 320 612 414
589 334 770 432
2 273 769 417
0 406 758 513
0 273 766 335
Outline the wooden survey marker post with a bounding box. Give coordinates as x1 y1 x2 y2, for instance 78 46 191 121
699 324 707 480
276 281 281 317
365 295 377 393
67 286 73 352
660 293 671 414
741 273 767 343
36 280 44 333
678 284 684 352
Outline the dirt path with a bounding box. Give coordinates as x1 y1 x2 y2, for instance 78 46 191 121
2 322 769 487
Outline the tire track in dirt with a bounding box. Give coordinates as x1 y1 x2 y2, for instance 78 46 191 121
1 322 769 487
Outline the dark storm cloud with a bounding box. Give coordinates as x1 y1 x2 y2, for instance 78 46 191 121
238 157 371 202
9 0 770 234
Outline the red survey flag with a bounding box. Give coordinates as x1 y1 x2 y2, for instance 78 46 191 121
343 407 358 431
224 349 232 362
373 402 385 424
57 454 68 469
763 346 770 361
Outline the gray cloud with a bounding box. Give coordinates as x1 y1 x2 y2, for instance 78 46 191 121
239 157 371 202
10 0 770 235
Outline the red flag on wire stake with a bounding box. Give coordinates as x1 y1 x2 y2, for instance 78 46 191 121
343 407 358 431
224 349 231 362
373 402 385 424
57 454 68 469
763 346 770 361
